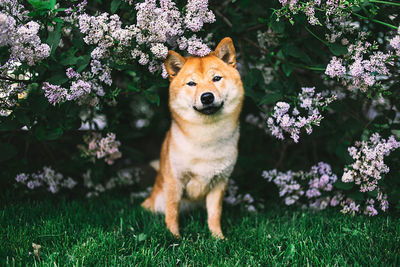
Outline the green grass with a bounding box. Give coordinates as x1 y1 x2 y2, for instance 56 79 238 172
1 194 399 266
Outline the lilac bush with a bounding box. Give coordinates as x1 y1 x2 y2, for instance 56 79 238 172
1 0 400 216
263 133 399 216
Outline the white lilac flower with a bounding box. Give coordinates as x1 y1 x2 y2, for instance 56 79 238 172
184 0 215 32
325 56 346 78
186 35 211 57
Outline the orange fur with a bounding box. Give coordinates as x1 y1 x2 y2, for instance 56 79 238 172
141 37 244 239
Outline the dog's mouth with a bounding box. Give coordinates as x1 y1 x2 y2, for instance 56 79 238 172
193 102 224 115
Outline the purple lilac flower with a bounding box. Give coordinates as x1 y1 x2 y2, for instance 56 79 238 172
66 68 80 79
42 82 68 105
340 198 360 215
15 173 28 183
342 133 400 193
223 179 257 211
79 132 122 165
15 167 77 193
267 87 336 143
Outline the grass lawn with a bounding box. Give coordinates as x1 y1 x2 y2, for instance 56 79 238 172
1 193 399 266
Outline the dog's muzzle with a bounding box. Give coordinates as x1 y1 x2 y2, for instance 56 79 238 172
193 102 224 115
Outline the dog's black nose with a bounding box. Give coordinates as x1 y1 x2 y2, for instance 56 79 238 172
200 92 214 105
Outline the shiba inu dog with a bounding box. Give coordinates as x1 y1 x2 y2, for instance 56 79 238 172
141 37 244 239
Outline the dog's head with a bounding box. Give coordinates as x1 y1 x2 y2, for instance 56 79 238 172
165 37 244 122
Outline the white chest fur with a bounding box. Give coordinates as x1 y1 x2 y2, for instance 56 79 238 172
169 119 239 199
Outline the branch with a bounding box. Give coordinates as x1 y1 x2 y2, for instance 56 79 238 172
214 9 232 28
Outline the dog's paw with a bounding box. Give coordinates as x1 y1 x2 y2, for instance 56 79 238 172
211 232 225 240
169 229 181 239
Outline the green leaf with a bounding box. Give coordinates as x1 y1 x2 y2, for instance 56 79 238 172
144 91 160 106
46 22 63 56
76 55 91 72
46 72 68 85
329 43 348 56
334 181 353 190
367 189 378 198
111 0 122 13
60 49 83 66
348 191 364 201
14 110 31 127
258 92 282 105
0 142 18 162
35 126 63 141
244 70 264 103
282 63 293 77
28 0 53 10
49 0 56 10
270 18 284 34
244 69 264 89
52 17 64 23
283 44 311 63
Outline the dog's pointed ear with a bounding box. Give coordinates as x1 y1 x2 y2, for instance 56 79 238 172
164 50 186 81
214 37 236 68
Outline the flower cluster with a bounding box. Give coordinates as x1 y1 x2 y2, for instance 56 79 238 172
77 0 214 78
0 10 50 66
42 67 106 106
325 37 394 92
184 0 215 32
267 87 336 143
0 61 28 116
338 187 386 216
257 28 279 49
264 133 399 216
277 0 351 26
342 133 399 192
224 180 257 212
0 2 50 113
341 133 399 214
262 162 339 210
78 132 122 165
83 168 141 198
277 1 398 93
389 26 400 56
15 166 77 193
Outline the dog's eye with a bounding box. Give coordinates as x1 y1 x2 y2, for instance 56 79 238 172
212 76 222 82
187 81 196 87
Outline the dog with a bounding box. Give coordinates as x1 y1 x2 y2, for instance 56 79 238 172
141 37 244 239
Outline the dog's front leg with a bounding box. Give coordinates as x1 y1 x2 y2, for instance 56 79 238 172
165 179 181 238
206 182 227 239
